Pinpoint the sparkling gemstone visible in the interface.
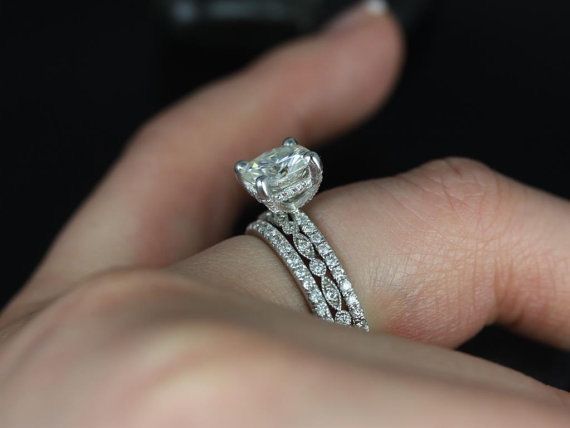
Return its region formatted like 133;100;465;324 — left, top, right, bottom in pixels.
293;234;315;259
321;277;342;310
281;221;299;235
355;319;370;331
238;143;322;212
331;265;345;278
242;145;308;186
315;303;331;319
308;289;322;304
309;259;327;277
272;212;288;225
308;231;324;244
317;242;332;256
301;221;317;234
335;310;352;326
351;305;364;318
339;279;352;292
288;256;302;270
346;293;358;307
323;252;339;267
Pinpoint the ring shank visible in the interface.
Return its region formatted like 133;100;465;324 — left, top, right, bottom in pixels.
247;210;369;331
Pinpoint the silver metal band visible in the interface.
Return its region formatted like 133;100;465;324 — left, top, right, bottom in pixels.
246;219;334;322
248;210;369;331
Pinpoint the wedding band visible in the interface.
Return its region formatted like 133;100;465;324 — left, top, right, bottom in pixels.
246;218;334;323
235;138;369;331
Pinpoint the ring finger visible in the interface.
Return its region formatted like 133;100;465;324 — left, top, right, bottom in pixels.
174;157;570;349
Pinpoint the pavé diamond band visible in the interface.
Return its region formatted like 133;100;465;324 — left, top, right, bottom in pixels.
235;138;369;331
246;219;334;323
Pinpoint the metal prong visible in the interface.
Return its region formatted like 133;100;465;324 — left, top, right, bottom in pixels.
234;160;248;175
255;176;270;200
304;151;322;173
282;137;298;147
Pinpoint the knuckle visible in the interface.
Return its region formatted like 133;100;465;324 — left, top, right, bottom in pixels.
371;158;514;343
418;157;495;183
130;324;313;427
400;157;509;239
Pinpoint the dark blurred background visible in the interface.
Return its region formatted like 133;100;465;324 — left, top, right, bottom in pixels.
1;0;568;389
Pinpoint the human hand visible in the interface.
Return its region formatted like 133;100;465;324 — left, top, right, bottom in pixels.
1;2;569;427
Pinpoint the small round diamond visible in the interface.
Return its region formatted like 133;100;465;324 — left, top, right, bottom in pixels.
281;221;299;235
346;293;358;307
308;231;324;244
323;252;339;267
301;221;317;234
335;310;352;326
339;279;352;292
273;212;289;226
317;242;332;255
308;289;322;304
315;303;332;320
331;265;345;279
355;319;369;331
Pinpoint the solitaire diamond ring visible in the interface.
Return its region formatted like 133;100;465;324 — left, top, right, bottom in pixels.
235;138;369;331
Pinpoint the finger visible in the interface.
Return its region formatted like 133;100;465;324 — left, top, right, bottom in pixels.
175;158;570;349
21;2;403;302
3;269;567;426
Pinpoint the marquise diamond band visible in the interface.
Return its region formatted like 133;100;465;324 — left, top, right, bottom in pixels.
246;219;335;323
236;138;369;331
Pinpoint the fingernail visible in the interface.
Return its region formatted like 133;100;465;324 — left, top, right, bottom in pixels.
327;0;389;33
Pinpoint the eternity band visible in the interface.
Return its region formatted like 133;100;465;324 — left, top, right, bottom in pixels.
235;138;369;331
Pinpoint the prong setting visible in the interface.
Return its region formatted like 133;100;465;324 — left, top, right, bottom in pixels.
282;137;298;147
234;160;248;176
255;176;270;201
235;139;321;212
305;151;323;181
305;152;322;171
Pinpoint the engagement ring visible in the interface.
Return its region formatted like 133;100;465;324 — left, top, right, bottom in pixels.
235;138;369;331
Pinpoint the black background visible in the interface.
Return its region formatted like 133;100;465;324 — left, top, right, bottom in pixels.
1;0;569;389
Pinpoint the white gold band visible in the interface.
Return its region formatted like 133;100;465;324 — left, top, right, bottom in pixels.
247;210;369;331
246;219;334;322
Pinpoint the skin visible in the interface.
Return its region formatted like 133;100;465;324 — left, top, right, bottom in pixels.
1;5;569;427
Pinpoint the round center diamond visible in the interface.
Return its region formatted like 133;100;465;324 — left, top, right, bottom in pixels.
236;140;323;212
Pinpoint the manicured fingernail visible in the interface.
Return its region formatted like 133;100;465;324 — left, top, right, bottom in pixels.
327;0;389;33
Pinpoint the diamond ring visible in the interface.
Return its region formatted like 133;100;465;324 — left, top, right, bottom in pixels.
235;138;369;331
